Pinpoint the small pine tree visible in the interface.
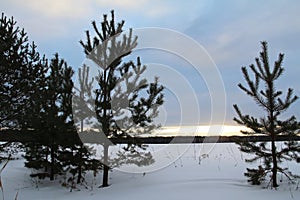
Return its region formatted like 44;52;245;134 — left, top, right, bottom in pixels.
24;54;77;181
233;41;300;188
58;143;102;188
80;10;164;187
71;64;102;184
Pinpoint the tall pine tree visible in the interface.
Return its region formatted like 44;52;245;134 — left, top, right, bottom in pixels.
0;12;48;162
1;12;98;186
233;41;300;188
0;12;46;129
79;10;164;187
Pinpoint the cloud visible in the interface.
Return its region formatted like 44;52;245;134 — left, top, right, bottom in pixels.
95;0;148;10
1;0;184;41
3;0;300;124
185;1;300;67
95;0;178;18
1;0;96;40
7;0;92;19
182;1;300;123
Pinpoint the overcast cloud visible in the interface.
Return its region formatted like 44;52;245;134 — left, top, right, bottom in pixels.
2;0;300;125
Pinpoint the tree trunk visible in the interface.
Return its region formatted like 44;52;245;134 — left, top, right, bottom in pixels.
45;146;49;172
102;143;109;187
77;146;83;184
77;163;82;184
77;120;84;184
271;139;278;187
50;145;55;181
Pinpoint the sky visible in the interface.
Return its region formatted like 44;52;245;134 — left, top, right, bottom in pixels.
2;0;300;127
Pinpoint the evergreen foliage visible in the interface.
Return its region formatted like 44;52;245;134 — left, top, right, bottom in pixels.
233;41;300;188
0;12;48;162
0;12;47;129
79;10;164;187
0;12;102;186
24;54;76;180
72;64;102;185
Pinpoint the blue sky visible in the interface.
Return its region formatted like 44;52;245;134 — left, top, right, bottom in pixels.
2;0;300;126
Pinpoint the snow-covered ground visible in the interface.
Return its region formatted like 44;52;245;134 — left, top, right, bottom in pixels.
1;143;299;200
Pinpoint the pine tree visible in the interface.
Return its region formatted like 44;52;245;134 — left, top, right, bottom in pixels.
71;64;102;185
0;12;98;185
80;10;164;187
58;144;102;189
0;12;45;129
24;54;77;181
233;41;300;188
0;12;48;163
46;54;75;181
